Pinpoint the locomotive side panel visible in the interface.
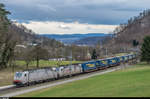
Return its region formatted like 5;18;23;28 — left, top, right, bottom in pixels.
57;66;72;77
71;64;83;75
45;68;56;80
28;69;55;83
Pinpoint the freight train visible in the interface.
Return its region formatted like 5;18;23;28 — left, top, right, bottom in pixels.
13;54;137;86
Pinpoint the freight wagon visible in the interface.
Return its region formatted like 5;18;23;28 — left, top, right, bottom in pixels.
107;57;119;67
95;59;108;69
81;61;97;72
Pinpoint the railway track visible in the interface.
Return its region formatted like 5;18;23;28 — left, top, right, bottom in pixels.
0;63;131;97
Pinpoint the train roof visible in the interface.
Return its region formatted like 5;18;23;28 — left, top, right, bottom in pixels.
98;58;108;61
22;67;57;72
105;56;117;60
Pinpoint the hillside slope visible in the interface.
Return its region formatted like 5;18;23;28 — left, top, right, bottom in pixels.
105;9;150;54
11;22;64;47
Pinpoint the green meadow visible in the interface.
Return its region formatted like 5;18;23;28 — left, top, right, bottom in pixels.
17;62;150;97
15;60;82;68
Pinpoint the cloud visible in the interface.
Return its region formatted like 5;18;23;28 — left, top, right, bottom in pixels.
20;21;117;34
58;24;71;30
2;0;150;35
2;0;150;25
37;4;56;12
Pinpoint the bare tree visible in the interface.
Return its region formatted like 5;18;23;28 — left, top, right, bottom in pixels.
31;44;49;68
22;47;34;69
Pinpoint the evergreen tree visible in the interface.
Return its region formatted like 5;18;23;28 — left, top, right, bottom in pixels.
0;3;12;68
91;49;97;60
132;40;139;47
141;36;150;63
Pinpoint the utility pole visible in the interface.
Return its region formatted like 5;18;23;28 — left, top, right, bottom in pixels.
105;48;108;57
70;50;72;66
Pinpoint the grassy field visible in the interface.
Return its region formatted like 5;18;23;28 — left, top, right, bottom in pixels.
17;62;150;97
115;53;130;56
0;60;82;87
15;60;82;68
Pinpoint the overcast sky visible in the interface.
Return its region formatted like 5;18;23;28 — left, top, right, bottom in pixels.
1;0;150;34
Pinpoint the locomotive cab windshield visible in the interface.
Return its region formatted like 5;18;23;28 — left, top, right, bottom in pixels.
15;72;23;78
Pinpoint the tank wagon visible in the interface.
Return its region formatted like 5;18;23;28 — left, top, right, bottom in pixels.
13;53;137;86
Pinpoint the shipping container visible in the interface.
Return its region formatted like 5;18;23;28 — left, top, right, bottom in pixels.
81;61;97;72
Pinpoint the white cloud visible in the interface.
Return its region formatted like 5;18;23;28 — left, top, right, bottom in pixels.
58;24;71;30
21;21;117;34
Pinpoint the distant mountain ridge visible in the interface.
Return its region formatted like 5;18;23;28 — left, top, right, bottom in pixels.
40;33;113;45
73;36;111;46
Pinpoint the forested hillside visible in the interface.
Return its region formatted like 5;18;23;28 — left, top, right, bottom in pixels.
104;9;150;54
